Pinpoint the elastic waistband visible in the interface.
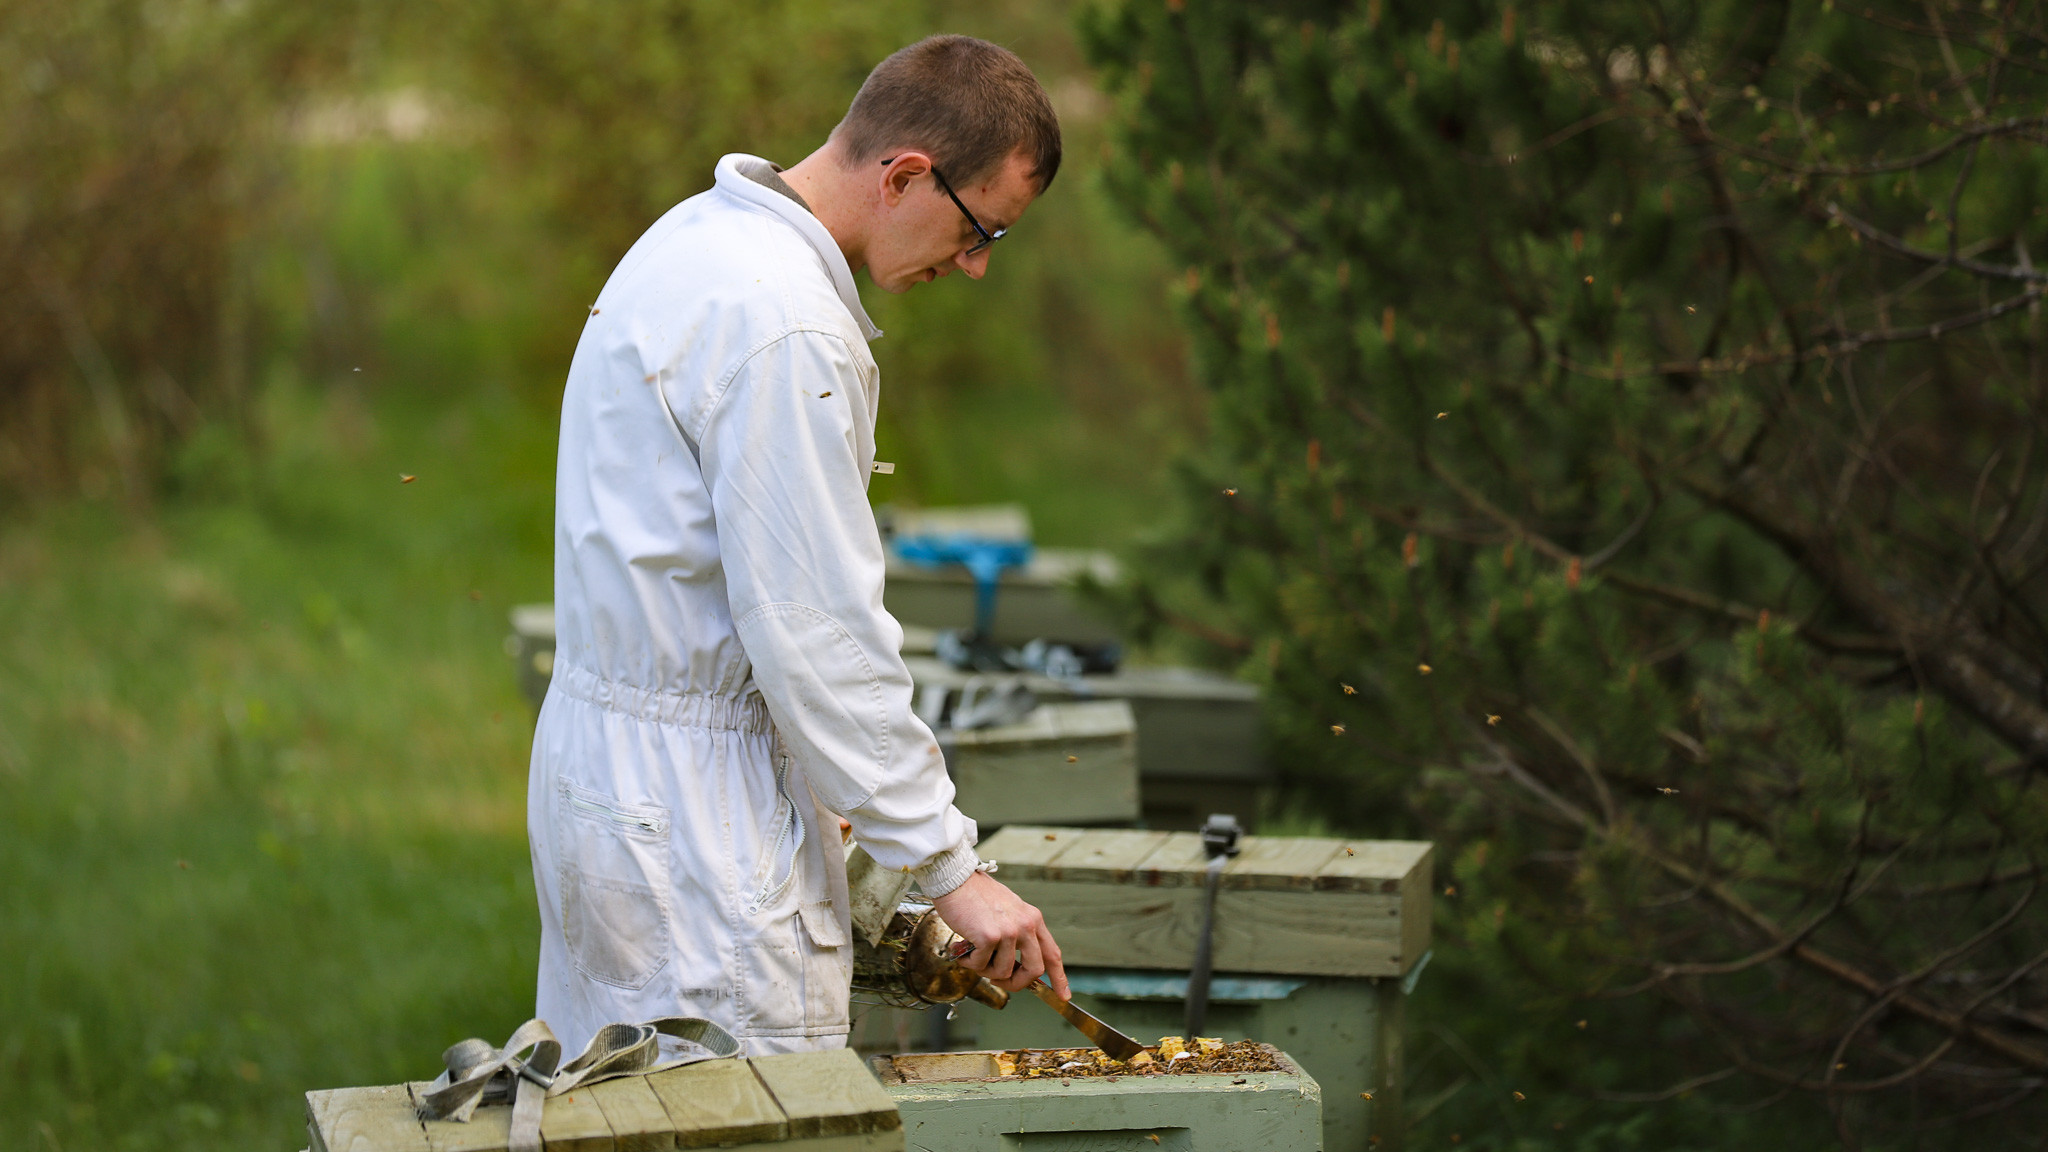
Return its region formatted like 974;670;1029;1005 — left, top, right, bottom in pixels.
551;662;774;733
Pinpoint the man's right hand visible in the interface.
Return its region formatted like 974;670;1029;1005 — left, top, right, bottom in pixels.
929;869;1070;999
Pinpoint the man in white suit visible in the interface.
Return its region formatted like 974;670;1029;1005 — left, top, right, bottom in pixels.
530;34;1070;1055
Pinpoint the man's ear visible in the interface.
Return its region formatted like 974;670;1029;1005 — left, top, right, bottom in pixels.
878;152;932;208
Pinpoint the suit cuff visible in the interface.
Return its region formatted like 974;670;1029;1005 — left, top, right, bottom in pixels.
913;840;981;898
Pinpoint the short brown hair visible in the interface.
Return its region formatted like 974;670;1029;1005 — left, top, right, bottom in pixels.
833;35;1062;193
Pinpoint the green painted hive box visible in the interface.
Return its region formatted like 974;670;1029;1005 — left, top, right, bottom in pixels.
872;1046;1322;1152
943;700;1138;829
305;1047;903;1151
964;826;1435;1152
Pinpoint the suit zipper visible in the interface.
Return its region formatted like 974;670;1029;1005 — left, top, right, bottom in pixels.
566;792;664;834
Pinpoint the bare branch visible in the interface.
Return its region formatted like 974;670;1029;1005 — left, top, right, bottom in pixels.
1555;283;2046;381
1823;202;2044;282
1703;479;2048;758
1593;1065;1743;1103
1697;114;2048;178
1599;569;1904;655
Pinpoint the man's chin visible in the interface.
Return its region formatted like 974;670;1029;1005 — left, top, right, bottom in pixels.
867;269;920;295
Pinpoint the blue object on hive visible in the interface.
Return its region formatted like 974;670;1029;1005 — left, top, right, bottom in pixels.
892;534;1033;638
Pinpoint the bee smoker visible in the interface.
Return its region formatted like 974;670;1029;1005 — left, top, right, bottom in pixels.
850;900;1012;1011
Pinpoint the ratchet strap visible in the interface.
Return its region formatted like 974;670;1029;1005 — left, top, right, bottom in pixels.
1182;813;1242;1040
415;1016;740;1152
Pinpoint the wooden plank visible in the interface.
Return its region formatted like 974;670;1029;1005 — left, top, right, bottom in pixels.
1214;890;1408;975
1001;878;1187;968
541;1088;616;1152
1131;832;1208;887
978;826;1082;876
1222;837;1344;891
1314;840;1432;892
586;1076;676;1152
1005;879;1407;978
308;1084;431;1152
1400;843;1435;979
1040;828;1171;883
645;1058;787;1149
406;1082;514;1152
417;1103;514;1152
749;1049;902;1140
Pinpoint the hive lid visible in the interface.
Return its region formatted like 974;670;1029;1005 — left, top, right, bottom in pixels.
942;699;1135;748
983;826;1431;894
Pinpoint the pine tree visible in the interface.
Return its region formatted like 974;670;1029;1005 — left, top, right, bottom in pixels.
1084;1;2048;1143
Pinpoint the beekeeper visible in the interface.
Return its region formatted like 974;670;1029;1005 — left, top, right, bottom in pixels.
528;35;1070;1056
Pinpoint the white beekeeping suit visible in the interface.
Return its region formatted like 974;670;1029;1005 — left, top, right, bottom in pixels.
528;153;980;1057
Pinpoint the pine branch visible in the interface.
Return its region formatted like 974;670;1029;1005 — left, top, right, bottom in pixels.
1473;741;2048;1074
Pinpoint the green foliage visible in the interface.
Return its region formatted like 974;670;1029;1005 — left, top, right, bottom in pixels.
1086;0;2048;1145
0;0;358;499
2;0;1200;544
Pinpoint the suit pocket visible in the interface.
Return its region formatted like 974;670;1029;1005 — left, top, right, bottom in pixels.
797;899;847;949
557;781;672;990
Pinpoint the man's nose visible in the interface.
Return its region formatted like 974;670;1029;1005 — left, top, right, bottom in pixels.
956;247;990;280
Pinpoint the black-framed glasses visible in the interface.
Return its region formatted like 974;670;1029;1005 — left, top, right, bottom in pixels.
881;157;1006;255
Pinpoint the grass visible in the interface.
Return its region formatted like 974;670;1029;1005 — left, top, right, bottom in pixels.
0;380;556;1150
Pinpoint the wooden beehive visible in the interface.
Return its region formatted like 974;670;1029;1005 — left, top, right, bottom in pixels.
903;659;1269;831
304;1047;903;1151
880;504;1121;647
942;700;1138;828
978;825;1433;978
873;1046;1321;1152
966;827;1433;1151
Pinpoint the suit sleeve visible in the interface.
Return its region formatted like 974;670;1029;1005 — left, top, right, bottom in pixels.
695;329;980;896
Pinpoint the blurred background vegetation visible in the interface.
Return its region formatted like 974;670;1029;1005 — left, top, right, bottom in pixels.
0;1;1197;1148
